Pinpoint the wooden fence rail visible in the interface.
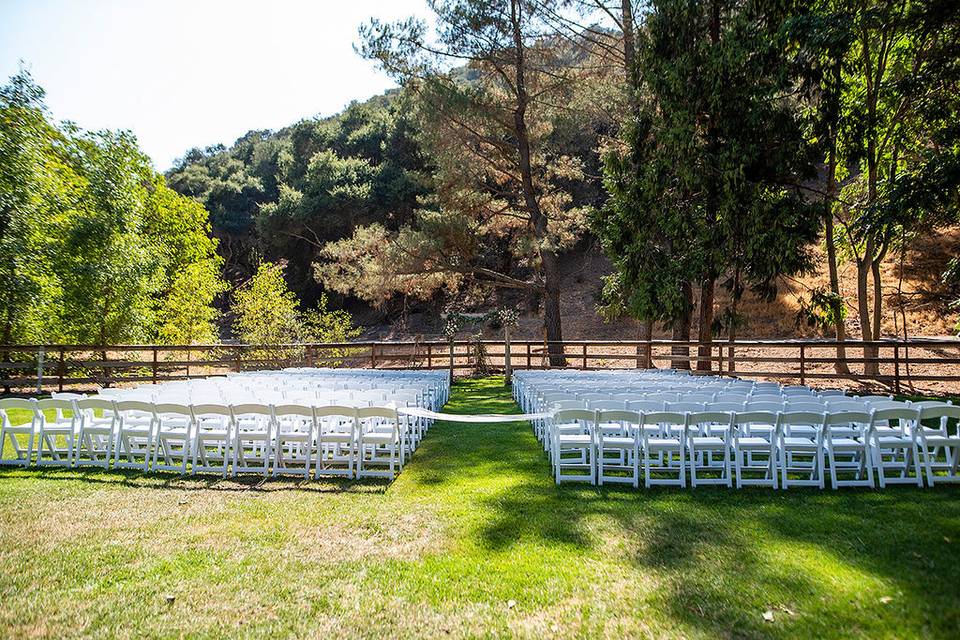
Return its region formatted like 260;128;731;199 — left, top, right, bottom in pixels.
1;338;958;395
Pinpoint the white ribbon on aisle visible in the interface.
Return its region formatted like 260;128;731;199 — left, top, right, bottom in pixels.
396;406;552;423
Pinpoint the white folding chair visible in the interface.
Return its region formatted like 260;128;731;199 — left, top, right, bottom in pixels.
917;405;960;486
313;406;357;478
777;411;826;489
113;400;156;471
596;409;640;487
73;397;118;468
34;398;80;467
731;411;779;488
869;407;923;488
824;411;874;489
640;411;687;488
686;411;732;488
0;398;40;466
151;403;193;474
230;404;273;476
356;407;400;479
190;404;232;477
272;404;315;478
551;409;595;484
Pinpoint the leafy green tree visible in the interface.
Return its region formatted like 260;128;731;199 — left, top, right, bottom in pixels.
318;0;593;365
231;261;303;345
1;71;227;347
594;0;820;369
0;69;64;344
231;261;358;346
833;0;959;372
157;260;227;344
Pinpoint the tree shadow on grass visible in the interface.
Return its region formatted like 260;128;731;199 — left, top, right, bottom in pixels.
0;466;390;495
472;479;960;637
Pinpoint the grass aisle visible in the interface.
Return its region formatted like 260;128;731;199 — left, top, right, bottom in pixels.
0;376;959;638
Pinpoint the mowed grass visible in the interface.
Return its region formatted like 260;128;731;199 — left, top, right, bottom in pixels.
0;377;958;639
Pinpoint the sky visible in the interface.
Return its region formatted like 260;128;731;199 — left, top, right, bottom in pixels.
0;0;432;170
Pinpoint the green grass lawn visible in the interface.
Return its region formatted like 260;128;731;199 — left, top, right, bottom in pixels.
1;376;959;638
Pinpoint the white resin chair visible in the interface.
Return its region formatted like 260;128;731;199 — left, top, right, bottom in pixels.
34;398;80;467
113;400;156;471
731;411;779;488
551;409;595;484
777;411;825;489
917;405;960;485
230;404;273;476
869;407;923;488
595;409;640;487
73;397;118;468
0;398;40;466
824;411;874;488
686;411;733;488
151;404;193;474
272;404;315;478
190;404;232;477
640;411;687;488
356;407;400;479
313;406;357;478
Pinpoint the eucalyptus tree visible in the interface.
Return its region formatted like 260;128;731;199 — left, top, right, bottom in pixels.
827;0;960;373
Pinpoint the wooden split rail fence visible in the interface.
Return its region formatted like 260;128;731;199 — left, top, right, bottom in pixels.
1;338;958;395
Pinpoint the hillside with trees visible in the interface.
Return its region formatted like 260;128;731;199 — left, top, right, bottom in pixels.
6;1;952;352
161;0;959;360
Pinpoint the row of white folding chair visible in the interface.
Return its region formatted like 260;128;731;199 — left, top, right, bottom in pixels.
549;405;960;489
0;398;408;480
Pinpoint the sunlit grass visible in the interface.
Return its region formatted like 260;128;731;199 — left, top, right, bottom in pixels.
1;376;958;638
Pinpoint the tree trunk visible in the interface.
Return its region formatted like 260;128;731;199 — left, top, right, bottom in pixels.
870;252;885;379
696;277;715;372
510;0;564;366
636;318;653;369
857;249;879;376
541;253;565;367
672;281;693;370
621;1;639;104
825;138;850;374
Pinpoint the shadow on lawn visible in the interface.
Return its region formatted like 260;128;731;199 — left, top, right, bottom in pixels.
0;466;390;494
473;472;960;636
425;377;960;638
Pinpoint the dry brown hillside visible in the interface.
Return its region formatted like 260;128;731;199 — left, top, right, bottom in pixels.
373;227;960;341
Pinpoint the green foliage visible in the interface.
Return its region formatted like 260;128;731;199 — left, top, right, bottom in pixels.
0;69;225;346
231;261;358;346
167;93;431;298
231;262;303;345
157;260;227;345
594;0;821;327
797;286;848;330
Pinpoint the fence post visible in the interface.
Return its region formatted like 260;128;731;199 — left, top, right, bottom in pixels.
526;342;532;370
152;347;158;384
58;348;65;392
582;344;588;370
893;344;901;395
370;343;378;369
503;326;512;384
36;347;44;393
427;343;433;369
799;344;806;386
728;341;735;373
448;340;455;383
234;346;242;373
